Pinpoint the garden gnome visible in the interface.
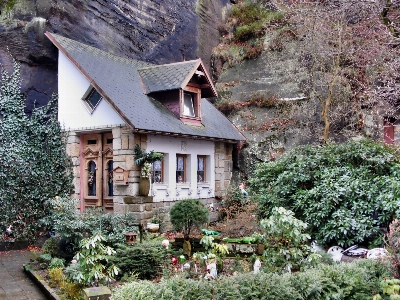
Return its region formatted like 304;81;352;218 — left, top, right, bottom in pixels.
253;258;261;274
239;183;248;197
183;235;191;258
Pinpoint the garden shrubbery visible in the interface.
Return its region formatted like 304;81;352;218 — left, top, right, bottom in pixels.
109;242;166;280
250;139;400;247
0;59;73;241
112;259;392;300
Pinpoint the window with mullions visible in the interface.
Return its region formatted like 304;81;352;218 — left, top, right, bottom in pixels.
87;160;96;196
197;156;206;182
176;155;186;183
82;86;102;114
152;160;163;184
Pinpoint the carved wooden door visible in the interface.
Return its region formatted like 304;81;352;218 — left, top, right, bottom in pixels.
82;133;114;212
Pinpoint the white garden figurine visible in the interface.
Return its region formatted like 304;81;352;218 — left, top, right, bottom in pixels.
253;258;261;274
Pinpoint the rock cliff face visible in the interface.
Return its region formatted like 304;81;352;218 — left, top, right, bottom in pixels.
0;0;232;113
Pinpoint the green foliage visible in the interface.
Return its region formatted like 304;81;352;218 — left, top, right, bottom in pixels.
112;259;392;300
133;144;164;166
66;233;119;286
49;257;65;270
385;219;400;278
0;59;73;241
259;207;312;272
250;139;400;247
377;278;400;299
231;0;285;42
109;242;165;280
0;0;17;14
170;199;209;236
40;197;137;259
41;237;60;257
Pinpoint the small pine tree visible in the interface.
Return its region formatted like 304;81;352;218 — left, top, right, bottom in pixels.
170;199;209;237
0;58;73;241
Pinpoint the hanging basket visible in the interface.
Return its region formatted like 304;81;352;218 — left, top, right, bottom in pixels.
139;177;150;196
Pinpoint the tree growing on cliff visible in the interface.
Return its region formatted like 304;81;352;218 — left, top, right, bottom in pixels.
283;0;400;143
0;58;73;241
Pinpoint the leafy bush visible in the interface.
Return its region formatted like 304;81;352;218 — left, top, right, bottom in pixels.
250;139;400;247
41;237;60;257
170;199;209;236
112;259;392;300
66;233;119;286
385;219;400;278
259;207;314;272
49;258;65;270
0;59;73;241
40;197;138;259
109;242;165;280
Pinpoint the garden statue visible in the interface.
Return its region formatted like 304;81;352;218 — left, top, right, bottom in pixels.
162;239;170;249
202;229;220;236
183;235;192;258
253;258;261;274
204;256;217;280
239;183;248;197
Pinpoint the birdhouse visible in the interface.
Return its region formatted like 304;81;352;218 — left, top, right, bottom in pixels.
112;166;129;185
124;232;138;244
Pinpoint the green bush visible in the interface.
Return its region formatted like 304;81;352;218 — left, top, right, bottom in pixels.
0;59;73;241
250;139;400;247
41;237;60;257
49;258;65;270
109;242;165;280
112;259;392;300
259;207;315;272
40;197;138;259
170;199;209;236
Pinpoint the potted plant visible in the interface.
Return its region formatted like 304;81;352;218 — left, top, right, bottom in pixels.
134;144;163;196
147;217;160;232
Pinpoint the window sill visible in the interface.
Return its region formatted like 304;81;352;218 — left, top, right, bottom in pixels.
177;183;191;188
197;182;211;187
152;183;168;189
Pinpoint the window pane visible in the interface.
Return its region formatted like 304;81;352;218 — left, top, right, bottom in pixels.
176;156;185;183
88;161;96;196
197;157;205;182
87;90;102;109
152;160;162;183
183;93;195;117
108;160;113;196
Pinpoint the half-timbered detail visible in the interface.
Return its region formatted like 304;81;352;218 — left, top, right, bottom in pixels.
46;32;245;223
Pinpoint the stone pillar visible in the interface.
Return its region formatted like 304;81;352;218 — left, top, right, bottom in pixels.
214;142;233;198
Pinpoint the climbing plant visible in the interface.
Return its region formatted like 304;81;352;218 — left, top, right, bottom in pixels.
0;58;73;241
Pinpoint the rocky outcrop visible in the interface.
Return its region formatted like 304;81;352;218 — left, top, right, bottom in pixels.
0;0;232;113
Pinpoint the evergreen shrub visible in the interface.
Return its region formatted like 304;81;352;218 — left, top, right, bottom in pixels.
41;237;60;257
250;139;400;247
109;241;165;280
0;59;73;241
170;199;209;236
112;259;392;300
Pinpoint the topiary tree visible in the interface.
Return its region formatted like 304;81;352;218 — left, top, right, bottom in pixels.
250;138;400;248
0;58;73;241
169;199;209;237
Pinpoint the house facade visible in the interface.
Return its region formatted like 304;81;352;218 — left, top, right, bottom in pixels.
46;32;245;221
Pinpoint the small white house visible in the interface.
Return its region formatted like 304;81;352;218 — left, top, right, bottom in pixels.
46;32;245;220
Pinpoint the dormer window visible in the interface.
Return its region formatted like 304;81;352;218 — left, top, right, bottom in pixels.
183;92;195;117
82;86;102;114
180;87;201;124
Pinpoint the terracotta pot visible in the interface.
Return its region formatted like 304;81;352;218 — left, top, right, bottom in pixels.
147;223;159;232
139;177;150;196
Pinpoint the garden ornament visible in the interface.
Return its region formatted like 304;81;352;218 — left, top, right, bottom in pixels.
171;256;178;265
310;240;324;253
201;229;220;236
178;255;186;263
342;245;368;257
162;239;170;249
5;225;12;237
183;236;191;257
239;183;248;197
327;246;344;262
366;248;388;259
204;258;217;280
253;258;261;274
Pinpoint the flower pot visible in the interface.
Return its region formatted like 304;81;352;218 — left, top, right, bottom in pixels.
147;223;159;233
139;177;150;196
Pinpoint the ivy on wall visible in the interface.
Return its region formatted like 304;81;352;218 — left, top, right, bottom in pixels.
0;58;73;241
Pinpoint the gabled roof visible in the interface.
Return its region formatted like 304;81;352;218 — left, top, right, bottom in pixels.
45;32;245;142
138;60;217;98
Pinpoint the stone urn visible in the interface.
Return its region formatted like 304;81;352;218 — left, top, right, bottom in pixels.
139;177;150;196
